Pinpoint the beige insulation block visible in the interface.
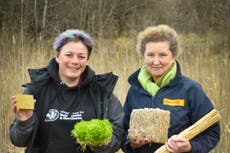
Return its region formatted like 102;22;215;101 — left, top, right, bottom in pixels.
128;108;170;143
16;94;34;110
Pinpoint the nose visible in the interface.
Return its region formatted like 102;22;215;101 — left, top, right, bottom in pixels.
71;55;80;64
152;57;161;65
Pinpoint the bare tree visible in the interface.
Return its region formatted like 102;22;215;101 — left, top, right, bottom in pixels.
20;0;24;80
42;0;47;30
34;0;38;37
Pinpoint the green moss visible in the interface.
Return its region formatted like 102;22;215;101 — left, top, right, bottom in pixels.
71;119;113;152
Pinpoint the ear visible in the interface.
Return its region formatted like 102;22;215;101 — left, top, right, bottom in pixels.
173;56;177;63
55;52;60;63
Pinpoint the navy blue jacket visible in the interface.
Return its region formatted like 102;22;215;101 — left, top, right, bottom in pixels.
122;62;220;153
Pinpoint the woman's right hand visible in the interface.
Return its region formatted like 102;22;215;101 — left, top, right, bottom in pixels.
11;96;35;121
129;133;150;149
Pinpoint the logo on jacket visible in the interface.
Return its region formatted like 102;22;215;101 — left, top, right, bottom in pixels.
163;98;185;106
45;109;59;122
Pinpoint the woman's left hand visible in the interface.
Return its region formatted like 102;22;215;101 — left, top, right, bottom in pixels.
166;135;191;153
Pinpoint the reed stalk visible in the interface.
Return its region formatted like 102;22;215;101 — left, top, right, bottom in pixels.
155;109;221;153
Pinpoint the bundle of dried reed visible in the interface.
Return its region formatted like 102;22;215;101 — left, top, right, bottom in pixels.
155;109;221;153
129;108;170;144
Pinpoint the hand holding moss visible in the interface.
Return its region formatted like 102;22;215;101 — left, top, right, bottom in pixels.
71;119;113;152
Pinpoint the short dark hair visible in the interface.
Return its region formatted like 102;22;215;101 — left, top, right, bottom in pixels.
53;29;93;57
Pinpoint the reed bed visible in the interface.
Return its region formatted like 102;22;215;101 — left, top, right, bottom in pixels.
0;33;229;153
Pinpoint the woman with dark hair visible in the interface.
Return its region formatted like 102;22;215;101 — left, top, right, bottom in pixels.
122;25;220;153
10;29;124;153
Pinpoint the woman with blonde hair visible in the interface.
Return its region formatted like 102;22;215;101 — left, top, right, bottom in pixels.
122;25;220;153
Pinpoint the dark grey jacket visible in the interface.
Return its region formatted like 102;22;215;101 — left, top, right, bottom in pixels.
10;58;125;153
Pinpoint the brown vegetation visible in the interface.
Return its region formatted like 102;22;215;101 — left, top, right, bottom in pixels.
0;32;229;153
0;0;229;152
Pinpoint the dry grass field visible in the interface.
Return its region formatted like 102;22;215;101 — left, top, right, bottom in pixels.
0;33;229;153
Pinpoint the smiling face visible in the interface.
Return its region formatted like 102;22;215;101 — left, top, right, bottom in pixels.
144;41;176;81
55;41;88;86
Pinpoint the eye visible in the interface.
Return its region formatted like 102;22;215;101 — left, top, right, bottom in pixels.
159;53;168;58
65;53;72;57
146;52;155;57
79;55;87;59
62;52;73;58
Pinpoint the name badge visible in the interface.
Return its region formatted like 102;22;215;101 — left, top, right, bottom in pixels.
163;98;185;106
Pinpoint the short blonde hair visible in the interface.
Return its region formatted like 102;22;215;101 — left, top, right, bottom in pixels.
137;25;178;56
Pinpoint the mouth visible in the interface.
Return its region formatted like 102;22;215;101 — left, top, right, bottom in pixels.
152;66;162;70
68;66;80;71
